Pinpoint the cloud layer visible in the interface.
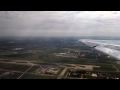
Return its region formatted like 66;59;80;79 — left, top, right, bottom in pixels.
0;11;120;37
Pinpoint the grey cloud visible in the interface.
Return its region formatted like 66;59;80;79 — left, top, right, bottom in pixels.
0;11;120;37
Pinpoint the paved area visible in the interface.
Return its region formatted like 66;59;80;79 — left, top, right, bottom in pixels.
57;68;68;79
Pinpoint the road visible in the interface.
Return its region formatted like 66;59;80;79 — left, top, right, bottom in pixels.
57;68;68;79
112;64;119;72
81;74;83;79
64;71;68;79
17;65;34;79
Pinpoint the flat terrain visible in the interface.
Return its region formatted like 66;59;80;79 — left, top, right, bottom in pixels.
0;37;120;79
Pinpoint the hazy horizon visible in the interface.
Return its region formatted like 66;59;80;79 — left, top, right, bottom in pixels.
0;11;120;37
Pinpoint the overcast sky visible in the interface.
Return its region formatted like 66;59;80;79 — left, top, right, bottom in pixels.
0;11;120;37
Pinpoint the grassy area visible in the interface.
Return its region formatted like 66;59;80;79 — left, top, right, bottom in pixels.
93;65;116;72
1;72;22;79
0;70;6;74
0;60;13;62
27;66;39;73
105;72;120;78
0;46;117;65
113;64;120;71
21;74;57;79
0;63;30;72
0;47;100;64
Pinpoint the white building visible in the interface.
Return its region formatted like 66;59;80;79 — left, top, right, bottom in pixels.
92;73;97;77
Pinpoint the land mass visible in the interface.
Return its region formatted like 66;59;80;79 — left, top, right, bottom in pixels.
0;37;120;79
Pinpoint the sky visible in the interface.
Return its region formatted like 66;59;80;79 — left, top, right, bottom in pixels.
0;11;120;37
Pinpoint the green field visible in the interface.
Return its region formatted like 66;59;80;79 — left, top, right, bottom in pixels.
0;45;118;65
27;66;39;73
113;64;120;71
21;74;57;79
1;72;22;79
0;63;30;72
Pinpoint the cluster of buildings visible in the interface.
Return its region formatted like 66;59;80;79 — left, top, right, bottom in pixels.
34;66;60;75
67;69;119;79
56;53;78;58
56;50;95;59
68;69;80;77
83;71;119;79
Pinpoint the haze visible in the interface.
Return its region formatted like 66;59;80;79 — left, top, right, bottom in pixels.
0;11;120;37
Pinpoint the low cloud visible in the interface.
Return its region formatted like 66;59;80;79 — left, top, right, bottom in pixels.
0;11;120;37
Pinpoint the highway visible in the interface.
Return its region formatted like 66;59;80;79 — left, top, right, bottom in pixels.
17;65;34;79
112;64;119;72
57;67;68;79
81;74;83;79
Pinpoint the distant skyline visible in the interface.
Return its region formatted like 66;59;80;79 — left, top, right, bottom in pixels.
0;11;120;37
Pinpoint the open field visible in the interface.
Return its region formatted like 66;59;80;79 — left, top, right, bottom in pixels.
21;74;57;79
93;65;116;72
0;63;30;72
113;64;120;71
1;72;22;79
